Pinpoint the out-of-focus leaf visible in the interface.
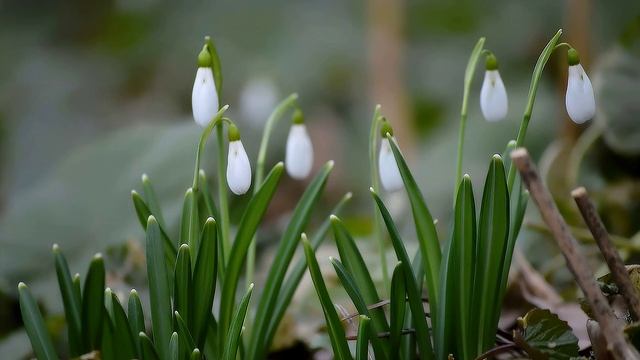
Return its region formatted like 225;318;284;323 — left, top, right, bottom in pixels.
514;308;579;359
221;284;253;360
52;244;83;356
356;315;371;360
389;262;406;356
18;282;59;360
140;332;161;360
169;332;179;360
107;290;136;359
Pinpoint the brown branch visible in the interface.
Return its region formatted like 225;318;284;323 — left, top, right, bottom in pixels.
572;186;640;321
340;297;431;322
474;343;519;360
345;328;415;341
511;148;639;360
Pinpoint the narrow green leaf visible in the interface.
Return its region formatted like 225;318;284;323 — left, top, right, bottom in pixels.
330;258;388;360
387;137;441;324
389;262;406;356
81;253;105;351
141;173;166;228
139;332;161;360
401;249;424;359
331;215;390;342
128;289;145;357
473;155;509;354
371;189;434;360
169;332;179;360
248;161;334;360
146;216;172;359
132;190;177;265
219;163;284;345
18;282;59;360
197;170;226;285
174;311;196;354
174;244;192;330
101;310;116;360
72;273;81;307
180;188;199;252
191;218;217;348
191;348;202;360
263;192;352;350
106;290;136;359
356;315;371;360
452;175;476;359
52;244;83;356
435;232;456;360
302;237;351;360
222;284;254;360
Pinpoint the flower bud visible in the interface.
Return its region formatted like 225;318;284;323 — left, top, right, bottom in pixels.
226;125;251;195
285;110;314;179
480;55;508;122
378;121;403;192
192;45;219;127
565;49;595;124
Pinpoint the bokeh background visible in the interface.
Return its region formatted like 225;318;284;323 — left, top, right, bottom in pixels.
1;0;639;357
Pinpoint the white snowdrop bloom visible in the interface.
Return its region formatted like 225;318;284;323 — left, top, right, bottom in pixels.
480;70;508;122
192;47;219;127
379;137;403;192
226;126;252;195
565;50;595;124
285;110;314;179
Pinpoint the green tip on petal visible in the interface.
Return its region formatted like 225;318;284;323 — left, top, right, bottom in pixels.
567;48;580;66
292;109;304;124
228;123;241;141
197;45;212;67
485;53;498;70
379;117;394;138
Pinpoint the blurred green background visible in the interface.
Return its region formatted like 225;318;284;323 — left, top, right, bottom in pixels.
1;0;639;357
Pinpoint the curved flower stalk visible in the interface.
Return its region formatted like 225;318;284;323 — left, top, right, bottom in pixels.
285;109;314;179
480;54;508;122
226;124;252;195
192;46;219;127
565;48;595;124
378;119;403;192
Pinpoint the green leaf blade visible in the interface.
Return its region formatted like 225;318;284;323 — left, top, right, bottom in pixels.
52;244;83;356
146;216;172;359
18;282;59;360
356;315;371;360
81;253;106;351
389;262;406;356
191;217;218;348
221;284;254;360
174;244;192;331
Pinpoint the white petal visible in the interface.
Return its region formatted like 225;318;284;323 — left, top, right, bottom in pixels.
192;67;219;127
226;141;252;195
378;138;403;192
285;124;314;179
565;64;595;124
480;70;508;122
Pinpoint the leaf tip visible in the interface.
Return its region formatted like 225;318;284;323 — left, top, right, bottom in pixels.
329;214;340;223
130;289;138;296
205;217;216;225
179;244;190;251
141;173;149;183
52;243;60;252
147;215;158;226
18;282;27;290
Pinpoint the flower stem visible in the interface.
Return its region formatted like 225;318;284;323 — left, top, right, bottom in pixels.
216;124;231;263
455;37;485;194
368;105;389;291
192;106;230;191
246;93;299;288
506;29;563;192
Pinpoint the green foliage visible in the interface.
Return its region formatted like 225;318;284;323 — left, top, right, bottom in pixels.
513;309;579;359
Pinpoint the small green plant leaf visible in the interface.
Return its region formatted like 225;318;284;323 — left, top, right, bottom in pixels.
52;244;83;356
371;189;435;360
107;291;137;359
330;257;388;360
221;284;254;360
514;308;579;359
146;216;172;359
18;282;59;360
387;137;441;324
356;315;371;360
139;332;161;360
81;253;105;351
263;192;352;352
174;244;192;330
389;262;406;356
473;155;509;354
218;163;284;346
302;236;351;360
180;188;199;253
174;311;196;354
128;289;146;357
141;174;167;229
247;161;333;360
191;348;202;360
191;218;217;348
132;190;177;265
169;332;179;360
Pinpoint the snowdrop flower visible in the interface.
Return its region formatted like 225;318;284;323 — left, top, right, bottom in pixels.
285;109;314;179
192;46;219;127
480;54;508;122
226;124;252;195
565;48;595;124
378;120;403;192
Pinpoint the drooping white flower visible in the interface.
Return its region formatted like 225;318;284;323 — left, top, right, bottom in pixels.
480;69;508;122
285;110;314;179
565;50;595;124
192;46;219;127
226;125;252;195
378;135;403;192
